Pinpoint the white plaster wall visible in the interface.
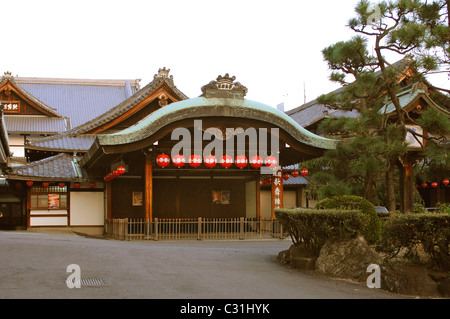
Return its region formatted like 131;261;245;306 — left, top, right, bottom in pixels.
30;216;68;226
70;192;104;226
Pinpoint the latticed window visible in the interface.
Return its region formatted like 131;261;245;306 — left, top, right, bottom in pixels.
30;185;68;209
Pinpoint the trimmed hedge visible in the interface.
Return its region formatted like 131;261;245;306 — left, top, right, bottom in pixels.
315;195;381;244
275;208;371;255
380;212;450;271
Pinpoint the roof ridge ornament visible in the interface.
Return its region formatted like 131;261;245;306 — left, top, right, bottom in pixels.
154;67;172;80
201;73;248;99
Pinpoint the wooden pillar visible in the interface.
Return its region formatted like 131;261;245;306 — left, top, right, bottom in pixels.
256;174;261;219
399;154;414;213
106;182;112;220
145;156;153;221
271;168;283;219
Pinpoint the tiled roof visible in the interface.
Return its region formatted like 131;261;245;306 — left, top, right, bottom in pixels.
14;77;141;128
26;135;96;152
26;70;188;152
96;96;338;150
4;115;68;134
6;153;83;181
0;111;10;163
379;82;450;116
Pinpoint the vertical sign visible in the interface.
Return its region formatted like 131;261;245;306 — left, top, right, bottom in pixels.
271;168;283;219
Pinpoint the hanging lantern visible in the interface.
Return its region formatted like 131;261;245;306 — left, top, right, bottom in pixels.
264;156;277;168
113;168;120;176
42;182;49;188
283;173;290;180
188;154;202;168
443;178;449;186
172;154;185;168
116;166;126;175
220;155;233;168
291;170;299;178
264;177;272;185
58;182;66;188
26;181;33;187
204;155;217;168
89;182;96;188
431;182;438;188
422;182;428;188
250;155;263;168
301;168;308;176
74;182;81;188
259;180;263;186
156;154;170;168
235;155;247;169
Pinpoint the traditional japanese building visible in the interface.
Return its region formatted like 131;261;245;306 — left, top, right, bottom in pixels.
1;69;337;232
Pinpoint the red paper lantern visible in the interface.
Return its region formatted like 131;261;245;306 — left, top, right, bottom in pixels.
301;168;308;176
220;155;233;168
235;155;247;169
116;166;126;175
250;155;263;168
443;178;449;186
431;182;438;188
291;170;299;178
26;181;33;187
74;182;81;188
264;177;272;185
172;154;185;168
422;182;428;188
188;154;202;168
42;182;49;188
264;156;277;168
58;182;66;188
89;182;96;188
204;155;217;168
283;173;290;180
156;154;170;168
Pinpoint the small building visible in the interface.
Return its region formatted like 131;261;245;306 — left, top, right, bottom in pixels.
3;69;337;232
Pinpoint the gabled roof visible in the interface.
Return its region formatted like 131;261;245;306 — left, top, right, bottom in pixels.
0;108;10;164
6;153;83;181
0;73;64;118
379;81;450;117
14;76;141;129
25;68;188;152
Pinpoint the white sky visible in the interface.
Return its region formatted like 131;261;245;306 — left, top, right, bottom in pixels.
2;0;448;111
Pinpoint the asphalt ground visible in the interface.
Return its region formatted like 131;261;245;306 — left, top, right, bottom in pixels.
0;230;410;301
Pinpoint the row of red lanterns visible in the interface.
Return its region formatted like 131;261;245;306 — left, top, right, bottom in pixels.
417;178;449;188
25;181;96;188
260;169;308;185
156;154;279;169
103;166;126;182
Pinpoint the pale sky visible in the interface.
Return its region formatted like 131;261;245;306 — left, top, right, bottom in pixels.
1;0;447;111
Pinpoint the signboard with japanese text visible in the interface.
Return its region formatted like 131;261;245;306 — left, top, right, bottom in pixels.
271;168;283;219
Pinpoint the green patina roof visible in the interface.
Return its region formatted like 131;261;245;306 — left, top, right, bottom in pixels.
97;96;339;151
379;82;450;116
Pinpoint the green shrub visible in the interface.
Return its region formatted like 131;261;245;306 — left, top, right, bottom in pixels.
380;213;450;271
275;208;371;255
315;195;381;244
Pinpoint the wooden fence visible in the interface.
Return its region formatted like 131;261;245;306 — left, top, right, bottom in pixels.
104;217;284;241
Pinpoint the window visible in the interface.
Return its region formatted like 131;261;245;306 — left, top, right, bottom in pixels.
30;186;68;210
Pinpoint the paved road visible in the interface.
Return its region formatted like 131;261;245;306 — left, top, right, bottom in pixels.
0;230;406;299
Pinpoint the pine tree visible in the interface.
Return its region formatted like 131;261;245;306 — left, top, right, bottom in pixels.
313;0;450;213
